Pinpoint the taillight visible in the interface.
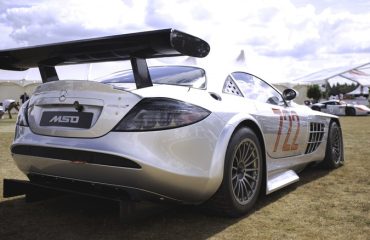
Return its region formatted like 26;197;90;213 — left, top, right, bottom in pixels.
113;98;211;131
16;100;29;127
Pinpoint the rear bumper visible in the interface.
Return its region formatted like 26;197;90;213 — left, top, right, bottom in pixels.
11;114;227;204
3;174;177;203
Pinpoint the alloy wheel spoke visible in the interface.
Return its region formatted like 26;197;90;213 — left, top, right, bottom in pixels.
233;179;238;192
240;143;246;164
245;173;256;182
235;182;239;197
236;146;242;165
232;174;238;181
243;147;255;165
245;157;256;168
242;143;251;164
240;180;248;200
245;167;258;172
242;178;253;192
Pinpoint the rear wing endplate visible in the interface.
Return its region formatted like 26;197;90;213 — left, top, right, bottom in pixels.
0;29;210;88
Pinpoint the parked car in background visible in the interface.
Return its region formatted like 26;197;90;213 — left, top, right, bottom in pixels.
311;100;370;116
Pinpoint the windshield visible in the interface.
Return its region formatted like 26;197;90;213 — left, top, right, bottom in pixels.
98;66;206;89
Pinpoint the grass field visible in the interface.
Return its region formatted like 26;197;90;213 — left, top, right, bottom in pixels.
0;116;369;240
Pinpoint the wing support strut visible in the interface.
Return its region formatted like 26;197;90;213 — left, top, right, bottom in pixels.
38;65;59;83
130;57;153;89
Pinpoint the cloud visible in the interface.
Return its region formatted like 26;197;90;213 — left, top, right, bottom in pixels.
1;0;370;82
237;2;370;61
1;0;150;46
145;0;186;29
316;9;370;55
259;39;319;58
0;23;18;49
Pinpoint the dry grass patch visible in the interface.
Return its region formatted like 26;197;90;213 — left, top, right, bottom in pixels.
0;116;369;240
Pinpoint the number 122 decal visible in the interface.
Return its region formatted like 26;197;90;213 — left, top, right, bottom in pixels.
272;109;300;152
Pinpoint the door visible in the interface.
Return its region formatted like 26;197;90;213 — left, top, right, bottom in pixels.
229;72;309;159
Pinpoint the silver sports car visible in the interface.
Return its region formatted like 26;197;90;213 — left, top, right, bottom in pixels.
311;99;370;116
1;29;344;217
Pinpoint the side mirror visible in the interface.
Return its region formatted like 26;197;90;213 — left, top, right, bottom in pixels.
283;88;297;101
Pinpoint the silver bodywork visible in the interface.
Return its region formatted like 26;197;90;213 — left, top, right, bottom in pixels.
12;68;338;204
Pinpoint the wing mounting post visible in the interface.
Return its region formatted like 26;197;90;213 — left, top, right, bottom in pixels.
38;64;59;83
130;57;153;89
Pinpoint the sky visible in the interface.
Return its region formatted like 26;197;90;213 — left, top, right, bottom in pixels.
1;0;370;83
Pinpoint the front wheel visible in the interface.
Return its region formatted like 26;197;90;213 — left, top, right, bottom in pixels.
206;127;263;217
345;107;356;116
321;121;344;169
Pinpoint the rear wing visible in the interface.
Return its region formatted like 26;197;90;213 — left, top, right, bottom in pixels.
0;29;210;88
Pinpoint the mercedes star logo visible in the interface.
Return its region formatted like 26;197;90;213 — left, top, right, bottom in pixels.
59;90;67;102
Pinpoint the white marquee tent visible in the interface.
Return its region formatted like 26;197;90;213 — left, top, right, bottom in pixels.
292;62;370;87
289;62;370;105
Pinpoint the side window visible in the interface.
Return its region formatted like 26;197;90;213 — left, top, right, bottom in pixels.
231;72;285;106
222;76;244;97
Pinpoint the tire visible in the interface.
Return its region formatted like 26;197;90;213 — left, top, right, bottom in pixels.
206;127;263;217
321;121;344;169
345;107;356;116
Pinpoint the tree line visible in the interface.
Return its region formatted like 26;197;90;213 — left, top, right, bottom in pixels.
306;83;359;102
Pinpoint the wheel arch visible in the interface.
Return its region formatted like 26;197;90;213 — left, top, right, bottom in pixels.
206;114;267;200
235;120;267;195
345;106;356;116
320;116;344;168
204;117;267;215
331;117;341;127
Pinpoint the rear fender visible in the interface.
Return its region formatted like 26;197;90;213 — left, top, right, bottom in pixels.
206;113;266;196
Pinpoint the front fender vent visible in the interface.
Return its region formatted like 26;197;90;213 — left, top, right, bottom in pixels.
305;122;325;154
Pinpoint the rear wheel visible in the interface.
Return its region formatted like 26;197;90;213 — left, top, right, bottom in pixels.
321;121;344;169
345;107;356;116
206;127;263;217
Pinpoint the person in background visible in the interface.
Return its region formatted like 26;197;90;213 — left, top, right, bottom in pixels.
2;99;19;119
0;103;4;119
20;92;29;104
